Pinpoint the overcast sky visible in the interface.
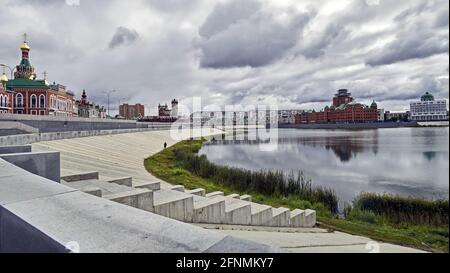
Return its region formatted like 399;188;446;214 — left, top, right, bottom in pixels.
0;0;448;115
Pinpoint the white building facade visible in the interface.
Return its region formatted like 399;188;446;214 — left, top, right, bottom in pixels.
410;92;448;121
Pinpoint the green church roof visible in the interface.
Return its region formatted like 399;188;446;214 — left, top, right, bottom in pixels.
6;77;47;88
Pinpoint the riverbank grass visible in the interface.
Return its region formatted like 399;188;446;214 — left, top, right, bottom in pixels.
144;139;449;253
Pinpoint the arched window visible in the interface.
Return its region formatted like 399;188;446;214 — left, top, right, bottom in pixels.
39;94;46;108
31;94;37;108
16;93;23;108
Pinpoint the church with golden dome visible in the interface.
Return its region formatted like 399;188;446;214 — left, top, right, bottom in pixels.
3;34;76;116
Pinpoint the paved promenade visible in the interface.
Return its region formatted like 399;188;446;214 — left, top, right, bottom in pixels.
33;128;221;189
32;129;425;253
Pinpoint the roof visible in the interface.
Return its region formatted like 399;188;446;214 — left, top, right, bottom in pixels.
6;77;48;88
421;92;434;101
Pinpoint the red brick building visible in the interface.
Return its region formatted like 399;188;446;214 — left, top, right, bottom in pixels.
295;89;378;124
119;103;145;119
0;74;14;114
5;36;75;116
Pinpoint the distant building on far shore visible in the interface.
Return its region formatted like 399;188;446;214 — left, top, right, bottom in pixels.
119;103;145;120
410;92;448;121
385;111;410;122
295;89;378;124
76;89;106;119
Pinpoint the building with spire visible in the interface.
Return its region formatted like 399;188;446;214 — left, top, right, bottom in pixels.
76;89;107;119
5;34;75;116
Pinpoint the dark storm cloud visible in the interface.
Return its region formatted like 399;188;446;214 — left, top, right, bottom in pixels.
197;0;314;68
366;30;448;66
109;27;140;49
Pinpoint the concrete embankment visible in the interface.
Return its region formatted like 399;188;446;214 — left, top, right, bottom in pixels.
0;155;276;253
278;121;418;130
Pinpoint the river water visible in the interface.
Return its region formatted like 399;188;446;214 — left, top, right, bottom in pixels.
199;128;449;202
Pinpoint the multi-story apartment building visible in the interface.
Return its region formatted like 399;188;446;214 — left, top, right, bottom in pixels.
410;92;448;121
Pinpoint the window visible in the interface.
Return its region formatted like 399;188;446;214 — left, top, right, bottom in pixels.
31;94;37;108
16;93;23;108
0;95;4;107
39;95;46;108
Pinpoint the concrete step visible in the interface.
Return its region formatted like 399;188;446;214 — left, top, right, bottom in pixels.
290;209;305;227
61;172;99;182
135;181;161;191
171;185;185;192
105;188;154;212
106;177;132;187
210;196;251;225
240;195;252;202
62;179;154;212
248;202;273;226
152;189;194;222
186;188;206;197
192;195;225;224
226;194;240;199
304;209;317;228
269;207;290;227
205;191;224;198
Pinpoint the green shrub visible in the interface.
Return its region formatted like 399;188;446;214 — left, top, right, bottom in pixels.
173;142;339;214
353;192;449;226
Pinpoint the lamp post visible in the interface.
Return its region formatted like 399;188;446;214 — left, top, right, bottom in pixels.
0;64;15;79
101;90;116;118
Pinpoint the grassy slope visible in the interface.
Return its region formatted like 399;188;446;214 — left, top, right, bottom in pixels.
144;140;449;253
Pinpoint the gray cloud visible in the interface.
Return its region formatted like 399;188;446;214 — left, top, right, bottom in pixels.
366;29;448;66
109;27;139;49
197;0;314;68
0;0;447;114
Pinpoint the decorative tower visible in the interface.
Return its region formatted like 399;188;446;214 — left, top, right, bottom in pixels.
81;89;88;105
14;33;36;80
171;99;179;118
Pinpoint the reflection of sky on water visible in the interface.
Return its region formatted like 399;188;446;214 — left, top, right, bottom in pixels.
199;128;449;202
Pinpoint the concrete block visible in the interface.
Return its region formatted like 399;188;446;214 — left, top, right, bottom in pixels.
193;195;226;224
186;188;206;197
290;209;305;227
304;209;317;227
0;151;60;182
249;203;273;226
211;196;251;225
0;172;76;206
240;195;252;202
2;190;275;253
61;172;99;182
81;186;102;197
135;181;161;191
0;145;32;154
106;189;154;213
153;189;194;222
106;177;132;187
269;207;290;227
171;185;185;192
227;194;240;199
205;191;224;198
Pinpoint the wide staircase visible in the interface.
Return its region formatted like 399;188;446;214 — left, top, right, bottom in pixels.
61;172;317;228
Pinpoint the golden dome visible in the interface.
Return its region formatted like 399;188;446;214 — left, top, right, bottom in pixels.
0;73;8;82
20;42;30;50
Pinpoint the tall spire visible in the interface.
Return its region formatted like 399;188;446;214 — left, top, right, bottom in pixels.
15;33;36;79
